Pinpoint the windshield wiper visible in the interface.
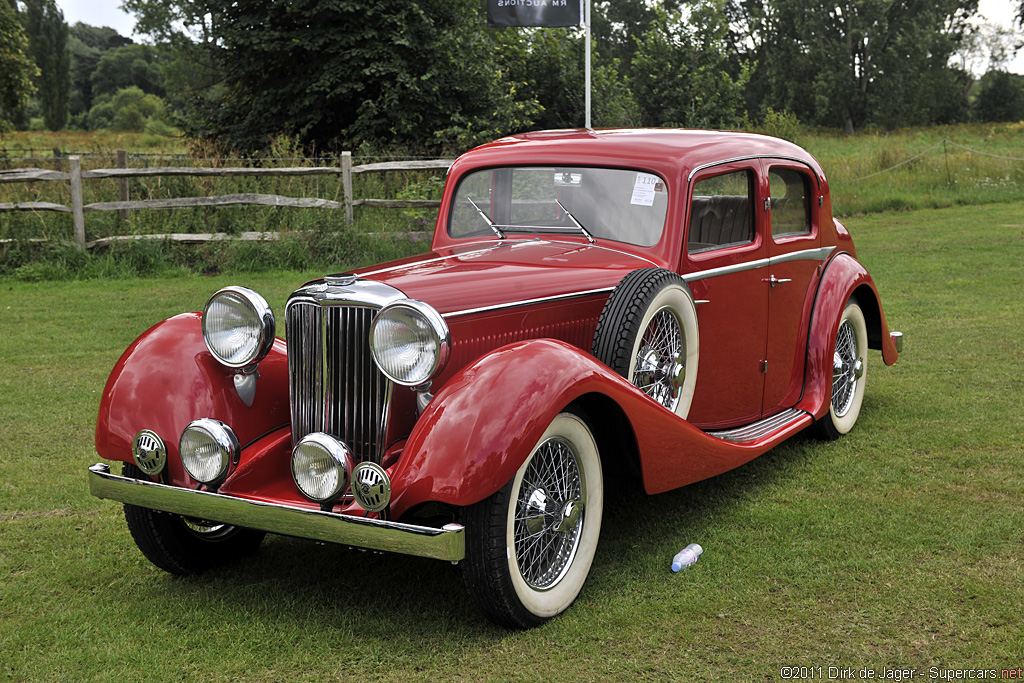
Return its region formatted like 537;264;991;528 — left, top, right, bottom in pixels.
555;199;595;243
466;198;504;239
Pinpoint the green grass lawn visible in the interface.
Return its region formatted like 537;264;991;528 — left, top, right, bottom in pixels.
1;201;1022;681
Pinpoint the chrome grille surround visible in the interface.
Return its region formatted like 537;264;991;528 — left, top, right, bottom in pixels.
286;278;407;464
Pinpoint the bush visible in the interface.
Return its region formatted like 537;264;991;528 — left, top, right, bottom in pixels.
86;86;171;131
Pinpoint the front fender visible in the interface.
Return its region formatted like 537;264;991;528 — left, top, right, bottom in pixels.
95;313;291;486
800;253;900;420
388;338;801;516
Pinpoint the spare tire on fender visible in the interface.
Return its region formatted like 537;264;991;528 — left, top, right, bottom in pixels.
591;267;699;418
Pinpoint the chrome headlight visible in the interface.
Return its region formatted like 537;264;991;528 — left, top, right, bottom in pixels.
291;433;354;504
202;286;275;369
369;300;450;387
179;418;239;486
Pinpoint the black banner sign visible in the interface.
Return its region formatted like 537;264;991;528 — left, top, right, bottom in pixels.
486;0;582;28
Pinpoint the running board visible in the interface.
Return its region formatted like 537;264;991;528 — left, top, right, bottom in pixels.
705;408;811;443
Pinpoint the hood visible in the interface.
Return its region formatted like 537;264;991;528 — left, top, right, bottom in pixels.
355;239;655;316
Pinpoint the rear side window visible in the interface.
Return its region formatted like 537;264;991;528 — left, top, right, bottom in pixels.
769;168;811;237
687;170;755;254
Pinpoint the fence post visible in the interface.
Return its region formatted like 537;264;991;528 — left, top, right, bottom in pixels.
117;150;130;229
342;151;353;225
69;155;86;249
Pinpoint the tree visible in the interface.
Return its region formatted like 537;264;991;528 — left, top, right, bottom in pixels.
630;0;750;129
122;0;543;153
21;0;71;130
68;23;134;117
974;70;1024;122
91;44;165;99
0;0;38;129
86;85;169;130
733;0;979;133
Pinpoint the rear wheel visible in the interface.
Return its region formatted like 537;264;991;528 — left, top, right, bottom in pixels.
122;463;265;575
813;299;868;440
461;411;603;628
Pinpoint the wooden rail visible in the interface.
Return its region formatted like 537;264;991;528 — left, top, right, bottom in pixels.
0;152;452;249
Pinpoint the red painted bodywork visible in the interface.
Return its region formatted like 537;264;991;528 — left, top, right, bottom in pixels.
95;129;900;526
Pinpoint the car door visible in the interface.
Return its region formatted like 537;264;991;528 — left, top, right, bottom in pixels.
760;161;822;414
681;163;769;429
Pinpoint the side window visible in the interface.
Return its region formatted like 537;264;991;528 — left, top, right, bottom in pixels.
687;170;755;254
768;168;811;237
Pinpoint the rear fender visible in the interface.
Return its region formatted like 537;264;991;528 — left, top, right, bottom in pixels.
388;339;801;517
799;253;900;420
95;313;291;486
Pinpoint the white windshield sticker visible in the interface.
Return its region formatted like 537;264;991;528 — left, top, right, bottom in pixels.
630;173;659;206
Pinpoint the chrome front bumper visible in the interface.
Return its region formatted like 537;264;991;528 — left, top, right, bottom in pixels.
88;463;465;562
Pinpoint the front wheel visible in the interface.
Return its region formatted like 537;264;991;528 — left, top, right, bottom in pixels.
813;298;868;440
461;411;604;628
122;463;265;575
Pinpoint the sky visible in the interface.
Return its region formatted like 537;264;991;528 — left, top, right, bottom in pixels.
54;0;1024;75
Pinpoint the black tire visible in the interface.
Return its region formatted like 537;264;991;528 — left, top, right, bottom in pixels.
461;411;603;629
812;298;868;440
122;463;265;575
592;267;699;418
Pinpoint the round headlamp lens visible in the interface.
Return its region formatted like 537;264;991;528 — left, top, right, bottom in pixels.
179;419;238;485
202;287;275;368
291;433;354;503
370;301;449;386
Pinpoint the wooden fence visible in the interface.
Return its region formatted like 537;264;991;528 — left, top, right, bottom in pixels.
0;151;452;249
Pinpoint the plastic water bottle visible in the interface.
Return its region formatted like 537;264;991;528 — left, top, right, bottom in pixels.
671;543;703;572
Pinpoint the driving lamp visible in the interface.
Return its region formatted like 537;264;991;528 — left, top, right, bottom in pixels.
291;433;354;504
369;300;450;387
179;418;239;486
202;286;275;369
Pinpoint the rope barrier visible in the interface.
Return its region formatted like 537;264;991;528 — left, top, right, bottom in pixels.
847;137;1024;183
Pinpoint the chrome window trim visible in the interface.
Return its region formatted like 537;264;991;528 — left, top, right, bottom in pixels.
687;155;821;189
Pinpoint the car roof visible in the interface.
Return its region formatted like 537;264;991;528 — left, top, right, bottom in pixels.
452;128;825;184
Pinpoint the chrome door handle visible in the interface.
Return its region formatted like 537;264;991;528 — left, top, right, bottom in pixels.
763;275;792;288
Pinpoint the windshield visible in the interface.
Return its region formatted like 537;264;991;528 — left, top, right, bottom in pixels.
448;166;669;247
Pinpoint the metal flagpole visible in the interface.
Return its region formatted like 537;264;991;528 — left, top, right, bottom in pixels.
584;0;591;128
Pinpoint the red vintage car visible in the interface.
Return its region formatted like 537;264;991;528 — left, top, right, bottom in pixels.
89;129;902;628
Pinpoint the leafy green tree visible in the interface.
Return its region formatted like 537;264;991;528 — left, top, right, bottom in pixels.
86;85;169;130
974;70;1024;122
0;0;38;129
630;0;750;128
22;0;71;130
91;44;165;98
733;0;978;133
123;0;543;153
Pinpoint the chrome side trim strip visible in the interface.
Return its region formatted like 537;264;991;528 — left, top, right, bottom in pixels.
683;246;835;283
706;408;810;443
443;287;615;319
88;464;465;562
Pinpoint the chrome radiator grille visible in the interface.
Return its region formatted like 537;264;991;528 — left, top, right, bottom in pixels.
286;300;391;463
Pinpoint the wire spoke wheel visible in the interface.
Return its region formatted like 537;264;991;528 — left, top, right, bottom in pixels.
814;298;868;440
592;268;699;419
461;411;603;628
513;436;584;590
633;307;684;410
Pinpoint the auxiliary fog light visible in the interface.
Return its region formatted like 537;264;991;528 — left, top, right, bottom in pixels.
351;462;392;513
179;418;239;486
291;433;354;504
